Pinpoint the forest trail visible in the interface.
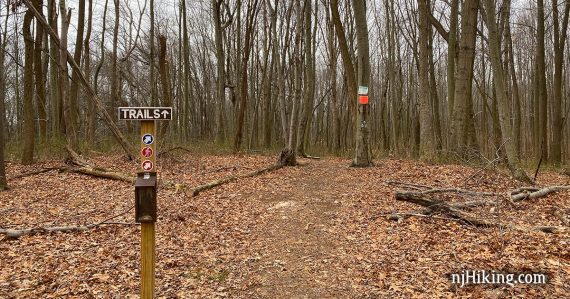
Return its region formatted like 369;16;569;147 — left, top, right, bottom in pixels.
1;154;569;298
243;160;354;298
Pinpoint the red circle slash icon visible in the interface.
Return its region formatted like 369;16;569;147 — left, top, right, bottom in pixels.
142;147;153;158
142;160;154;171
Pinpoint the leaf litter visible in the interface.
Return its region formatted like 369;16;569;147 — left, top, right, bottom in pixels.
0;153;569;298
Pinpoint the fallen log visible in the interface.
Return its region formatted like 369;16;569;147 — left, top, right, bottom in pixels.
158;146;192;157
385;180;433;191
0;208;134;239
301;154;321;160
511;185;570;202
9;167;60;180
191;163;283;196
61;165;135;183
395;191;567;234
63;146;135;183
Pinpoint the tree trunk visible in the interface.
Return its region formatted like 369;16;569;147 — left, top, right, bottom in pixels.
0;24;8;189
447;0;458;147
233;0;258;153
297;0;316;157
550;0;570;166
22;7;35;165
481;0;531;183
417;0;436;160
451;0;479;153
23;0;136;159
536;0;548;161
33;0;47;142
149;0;157;106
330;0;358;151
326;6;340;153
351;0;372;166
504;0;522;158
181;0;191;139
47;0;60;137
68;0;84;152
59;0;77;152
84;0;94;140
213;0;226;144
158;35;172;136
110;0;120;119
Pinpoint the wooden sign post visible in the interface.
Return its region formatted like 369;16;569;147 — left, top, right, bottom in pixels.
140;120;156;299
118;107;172;299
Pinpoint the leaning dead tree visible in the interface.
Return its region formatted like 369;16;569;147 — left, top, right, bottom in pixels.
21;0;136;160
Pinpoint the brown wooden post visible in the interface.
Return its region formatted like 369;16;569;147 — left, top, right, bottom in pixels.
118;106;171;299
140;120;156;299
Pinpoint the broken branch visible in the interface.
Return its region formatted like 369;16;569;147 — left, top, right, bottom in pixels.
191;163;283;196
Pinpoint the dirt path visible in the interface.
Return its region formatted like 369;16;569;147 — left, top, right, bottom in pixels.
240;160;357;298
1;155;568;298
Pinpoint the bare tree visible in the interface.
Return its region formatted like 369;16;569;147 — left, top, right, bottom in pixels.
233;0;259;153
451;0;479;153
417;0;435;159
21;4;35;164
0;15;9;190
481;0;531;182
536;0;548;161
550;0;570;165
352;0;372;166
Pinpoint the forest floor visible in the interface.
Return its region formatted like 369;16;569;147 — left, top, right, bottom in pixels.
0;152;569;298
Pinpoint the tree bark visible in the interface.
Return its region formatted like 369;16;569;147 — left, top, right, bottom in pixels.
481;0;531;183
352;0;372;166
417;0;436;160
68;0;85;152
22;6;35;165
447;0;458;147
110;0;120;118
451;0;479;153
550;0;570;166
233;0;259;153
158;35;172;136
0;24;8;190
84;0;94;140
213;0;227;143
297;0;316;157
149;0;157;106
47;0;61;137
33;0;47;142
536;0;548;161
59;0;77;152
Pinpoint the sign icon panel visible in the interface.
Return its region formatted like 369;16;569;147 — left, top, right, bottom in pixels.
142;160;154;171
142;147;153;158
142;134;154;145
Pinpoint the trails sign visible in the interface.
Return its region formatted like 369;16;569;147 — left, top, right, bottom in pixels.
118;107;173;120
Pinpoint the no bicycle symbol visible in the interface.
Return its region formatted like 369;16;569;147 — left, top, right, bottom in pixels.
142;160;154;171
142;134;154;145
